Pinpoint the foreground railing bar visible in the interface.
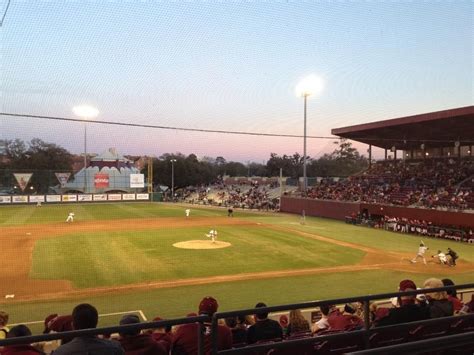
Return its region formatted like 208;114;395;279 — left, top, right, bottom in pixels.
0;315;209;347
346;331;474;355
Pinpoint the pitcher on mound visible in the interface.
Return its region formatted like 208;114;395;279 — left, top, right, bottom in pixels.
205;229;218;243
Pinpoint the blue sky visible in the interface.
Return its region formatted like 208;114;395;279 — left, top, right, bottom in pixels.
1;0;472;162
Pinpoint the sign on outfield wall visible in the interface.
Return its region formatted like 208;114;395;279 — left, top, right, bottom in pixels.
130;174;145;188
12;196;28;203
94;173;109;188
29;196;45;203
13;173;33;192
78;194;93;202
122;194;136;200
0;196;12;204
46;195;61;202
93;194;107;201
108;194;122;201
62;195;77;202
136;193;149;200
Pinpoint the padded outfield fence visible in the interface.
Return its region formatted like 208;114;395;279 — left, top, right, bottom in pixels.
1;284;473;355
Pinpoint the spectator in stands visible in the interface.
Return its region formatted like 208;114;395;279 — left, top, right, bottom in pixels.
53;303;124;355
172;296;232;354
327;303;363;331
460;295;474;314
423;278;454;318
247;302;283;344
441;278;464;313
374;279;428;327
117;314;167;355
1;324;44;355
286;309;310;336
311;305;332;334
0;311;9;339
278;315;289;337
224;317;247;346
145;316;172;353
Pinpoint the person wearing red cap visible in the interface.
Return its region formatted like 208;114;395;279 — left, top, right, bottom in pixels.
374;279;429;327
172;297;232;354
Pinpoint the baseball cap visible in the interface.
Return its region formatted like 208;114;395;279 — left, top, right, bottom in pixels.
399;279;417;292
48;315;73;332
199;297;218;315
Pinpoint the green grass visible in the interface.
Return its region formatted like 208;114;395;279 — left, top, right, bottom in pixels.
0;202;473;334
30;226;364;287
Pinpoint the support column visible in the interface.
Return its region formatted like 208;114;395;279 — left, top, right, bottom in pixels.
368;145;372;168
384;149;387;160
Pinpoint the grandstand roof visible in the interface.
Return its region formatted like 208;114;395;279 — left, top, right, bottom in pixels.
331;106;474;150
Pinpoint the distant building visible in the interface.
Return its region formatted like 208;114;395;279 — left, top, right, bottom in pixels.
54;148;143;193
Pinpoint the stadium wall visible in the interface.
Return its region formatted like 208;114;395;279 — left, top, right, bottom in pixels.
279;196;359;219
280;197;474;228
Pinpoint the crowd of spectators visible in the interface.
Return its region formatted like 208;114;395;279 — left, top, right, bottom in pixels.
346;213;474;244
306;158;474;211
1;278;473;355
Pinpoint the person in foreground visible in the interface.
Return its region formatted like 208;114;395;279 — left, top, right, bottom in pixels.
53;303;124;355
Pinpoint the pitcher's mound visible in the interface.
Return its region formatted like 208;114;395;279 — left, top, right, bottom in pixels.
173;240;232;249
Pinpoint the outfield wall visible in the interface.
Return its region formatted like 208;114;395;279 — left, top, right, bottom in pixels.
280;197;474;228
0;193;150;204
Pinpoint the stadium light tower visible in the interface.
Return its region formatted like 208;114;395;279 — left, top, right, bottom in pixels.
170;159;177;201
72;105;99;193
295;74;324;195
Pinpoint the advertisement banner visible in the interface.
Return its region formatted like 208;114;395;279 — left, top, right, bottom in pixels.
0;196;12;204
12;196;28;203
13;173;33;192
94;173;109;188
93;194;107;201
136;193;149;200
55;172;71;187
29;195;45;203
78;194;93;202
62;195;77;202
122;193;136;200
130;174;145;188
46;195;61;202
108;194;122;201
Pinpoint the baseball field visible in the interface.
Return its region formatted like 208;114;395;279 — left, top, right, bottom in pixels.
1;202;473;332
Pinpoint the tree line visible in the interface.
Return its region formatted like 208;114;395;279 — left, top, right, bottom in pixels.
0;138;368;192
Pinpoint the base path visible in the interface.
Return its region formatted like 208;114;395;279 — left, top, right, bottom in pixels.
0;216;472;302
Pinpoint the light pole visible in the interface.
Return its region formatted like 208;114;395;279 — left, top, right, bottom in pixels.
170;159;177;201
72;105;99;193
295;75;324;195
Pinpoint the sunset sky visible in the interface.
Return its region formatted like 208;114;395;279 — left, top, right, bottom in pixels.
1;0;472;162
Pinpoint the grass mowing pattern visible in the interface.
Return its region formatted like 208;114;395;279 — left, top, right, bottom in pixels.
30;225;364;288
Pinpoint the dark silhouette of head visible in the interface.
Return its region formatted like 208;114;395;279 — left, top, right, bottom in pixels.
72;303;98;330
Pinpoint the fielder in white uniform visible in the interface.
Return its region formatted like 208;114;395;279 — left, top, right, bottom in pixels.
66;212;75;223
411;242;428;264
205;229;218;243
185;209;191;217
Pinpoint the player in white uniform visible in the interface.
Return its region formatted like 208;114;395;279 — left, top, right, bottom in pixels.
185;209;191;217
432;250;447;265
411;242;428;264
66;212;75;223
205;229;218;243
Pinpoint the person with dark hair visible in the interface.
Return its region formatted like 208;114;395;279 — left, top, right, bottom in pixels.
441;278;464;313
327;303;363;331
53;303;124;355
311;305;333;334
224;317;247;345
246;302;282;344
446;248;458;266
117;314;167;355
2;324;44;355
172;296;232;354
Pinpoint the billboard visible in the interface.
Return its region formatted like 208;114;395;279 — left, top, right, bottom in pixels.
13;173;33;192
55;172;71;187
130;174;145;188
94;173;109;188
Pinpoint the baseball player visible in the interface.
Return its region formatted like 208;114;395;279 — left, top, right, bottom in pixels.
205;229;218;243
185;209;191;217
432;250;447;265
66;212;75;223
411;241;428;264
